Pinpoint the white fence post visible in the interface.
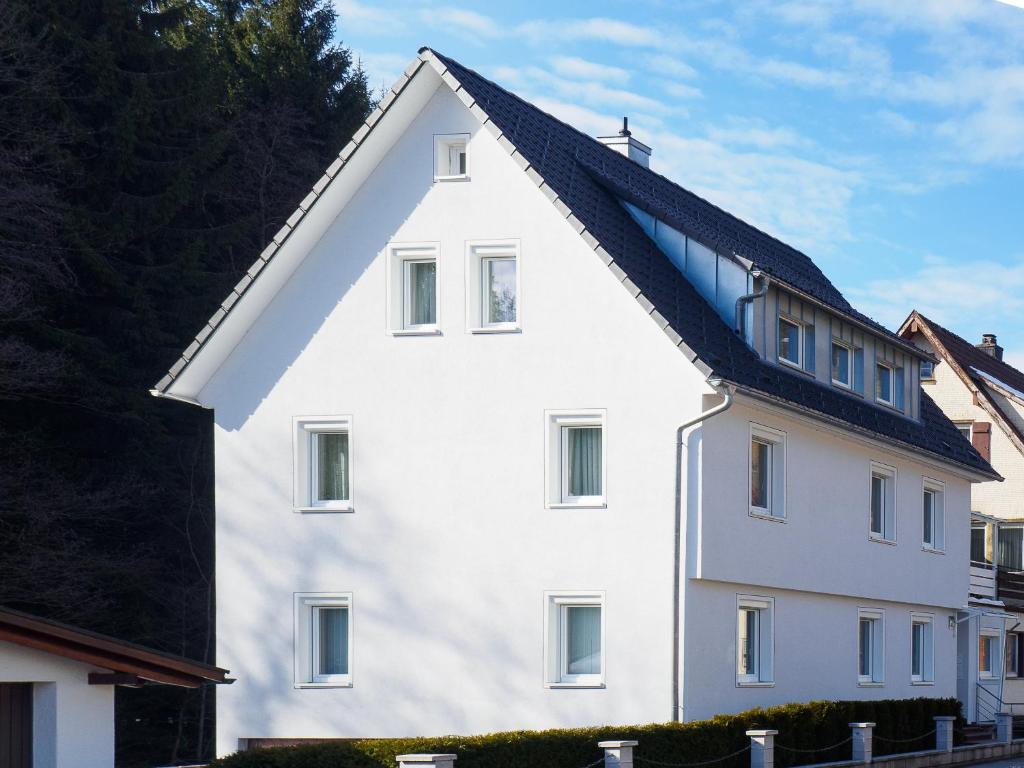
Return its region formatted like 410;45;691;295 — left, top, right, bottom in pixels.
396;755;457;768
934;716;955;753
599;740;638;768
996;712;1013;744
850;722;874;763
747;729;777;768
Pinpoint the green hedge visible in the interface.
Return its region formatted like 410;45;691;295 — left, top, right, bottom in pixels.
212;697;962;768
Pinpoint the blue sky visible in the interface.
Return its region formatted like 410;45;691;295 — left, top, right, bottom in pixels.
336;0;1024;368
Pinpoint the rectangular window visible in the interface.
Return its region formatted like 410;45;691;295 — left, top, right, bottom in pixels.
466;241;520;332
388;243;441;334
869;463;896;542
911;614;934;683
920;359;935;381
434;133;469;180
546;411;606;507
972;523;991;564
545;592;604;687
922;480;944;551
876;362;895;405
980;632;999;679
955;422;973;442
294;593;353;687
832;341;852;388
858;609;884;684
294;417;353;511
778;317;802;368
1000;526;1024;571
1007;633;1022;678
750;424;786;519
737;595;774;685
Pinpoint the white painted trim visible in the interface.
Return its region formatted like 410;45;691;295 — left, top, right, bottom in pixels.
293;416;353;512
542;590;606;688
433;132;470;181
386;242;441;334
910;611;935;683
544;410;607;508
294;592;354;688
736;594;775;686
465;239;521;333
857;607;886;685
868;461;897;543
748;423;786;520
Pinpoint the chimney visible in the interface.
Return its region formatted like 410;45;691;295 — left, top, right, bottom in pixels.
976;333;1004;360
598;117;652;168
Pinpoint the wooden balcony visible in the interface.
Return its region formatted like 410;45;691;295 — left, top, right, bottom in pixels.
971;562;997;600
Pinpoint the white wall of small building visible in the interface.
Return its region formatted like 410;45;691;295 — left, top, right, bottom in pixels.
0;640;115;768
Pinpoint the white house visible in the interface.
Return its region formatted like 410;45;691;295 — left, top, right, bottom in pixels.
151;49;999;755
900;313;1024;720
0;606;226;768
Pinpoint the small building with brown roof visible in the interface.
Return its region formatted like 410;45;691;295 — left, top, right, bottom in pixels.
0;606;227;768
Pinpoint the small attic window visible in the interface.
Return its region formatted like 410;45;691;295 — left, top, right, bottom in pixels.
434;133;469;180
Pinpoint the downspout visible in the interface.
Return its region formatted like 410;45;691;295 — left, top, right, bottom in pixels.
735;270;768;342
673;376;733;721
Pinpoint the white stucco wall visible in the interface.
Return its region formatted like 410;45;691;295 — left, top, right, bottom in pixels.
200;81;981;754
204;84;710;754
0;641;115;768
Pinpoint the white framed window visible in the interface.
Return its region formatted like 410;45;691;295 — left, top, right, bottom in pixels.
736;595;774;686
749;424;786;520
434;133;469;180
293;416;352;512
294;593;353;687
875;361;895;406
858;608;885;685
545;410;606;508
911;613;934;684
1007;632;1022;678
922;478;945;552
832;340;853;389
778;316;804;369
544;591;604;687
869;462;896;543
387;243;440;335
920;359;935;381
955;422;973;442
466;241;519;332
980;630;1000;679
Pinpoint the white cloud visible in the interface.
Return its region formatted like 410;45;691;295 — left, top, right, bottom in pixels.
333;0;405;32
705;122;809;150
550;56;630;84
423;7;502;39
517;17;664;47
876;109;917;136
641;54;699;80
662;81;703;99
506;66;673;115
354;51;409;91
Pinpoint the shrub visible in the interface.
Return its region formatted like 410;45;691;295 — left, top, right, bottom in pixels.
212;697;962;768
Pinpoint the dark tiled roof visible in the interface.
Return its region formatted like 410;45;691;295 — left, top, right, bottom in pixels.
921;314;1024;398
430;49;995;477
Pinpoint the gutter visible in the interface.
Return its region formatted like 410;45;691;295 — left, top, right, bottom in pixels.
673;377;733;722
149;388;207;409
735;270;768;341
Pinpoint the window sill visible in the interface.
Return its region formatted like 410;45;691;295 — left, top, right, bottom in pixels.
469;326;521;334
391;328;441;336
911;680;935;686
434;175;471;182
296;505;353;514
858;681;885;688
548;502;608;510
736;681;775;688
749;510;786;523
546;682;606;689
832;379;854;391
779;357;812;376
869;536;897;546
294;682;353;689
875;398;900;412
921;546;945;555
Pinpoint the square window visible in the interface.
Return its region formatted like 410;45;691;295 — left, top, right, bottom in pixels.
546;411;606;507
387;243;440;334
911;614;934;683
294;593;353;687
980;631;999;679
544;592;604;687
869;463;896;542
858;608;885;684
434;133;469;180
876;362;894;405
832;341;852;388
922;480;944;551
294;417;352;512
466;241;520;332
955;422;973;442
750;424;786;519
778;317;802;368
737;595;774;685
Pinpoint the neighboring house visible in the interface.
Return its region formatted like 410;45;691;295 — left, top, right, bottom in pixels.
151;49;998;755
900;312;1024;720
0;606;227;768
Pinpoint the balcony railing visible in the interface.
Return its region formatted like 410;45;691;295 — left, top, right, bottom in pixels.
971;561;997;600
998;567;1024;608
